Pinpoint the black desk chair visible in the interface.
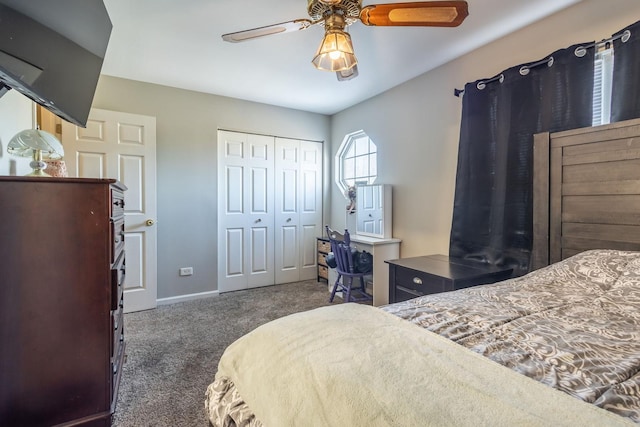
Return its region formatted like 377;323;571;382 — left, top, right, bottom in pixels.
325;226;372;303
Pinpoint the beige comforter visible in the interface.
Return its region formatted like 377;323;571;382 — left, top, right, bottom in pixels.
206;302;634;426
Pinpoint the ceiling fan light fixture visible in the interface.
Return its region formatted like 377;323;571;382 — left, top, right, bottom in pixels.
312;29;357;72
225;0;470;79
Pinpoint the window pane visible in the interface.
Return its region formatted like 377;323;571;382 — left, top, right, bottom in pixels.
369;140;377;153
343;156;355;180
355;137;369;156
355;155;368;179
369;153;377;177
345;141;356;159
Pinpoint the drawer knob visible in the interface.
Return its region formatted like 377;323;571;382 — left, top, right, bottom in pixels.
412;277;423;285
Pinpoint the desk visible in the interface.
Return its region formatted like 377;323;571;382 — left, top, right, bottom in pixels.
325;234;401;307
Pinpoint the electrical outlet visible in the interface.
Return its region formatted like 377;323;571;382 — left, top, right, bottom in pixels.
179;267;193;276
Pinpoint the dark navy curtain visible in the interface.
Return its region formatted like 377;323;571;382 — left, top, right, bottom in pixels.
611;20;640;123
449;45;594;276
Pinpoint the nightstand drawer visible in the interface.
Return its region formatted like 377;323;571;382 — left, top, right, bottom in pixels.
395;267;448;296
318;252;328;267
317;239;331;254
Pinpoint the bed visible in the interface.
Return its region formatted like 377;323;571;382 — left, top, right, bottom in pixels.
205;119;640;426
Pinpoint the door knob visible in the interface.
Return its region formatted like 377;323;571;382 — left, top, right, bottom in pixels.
145;219;155;226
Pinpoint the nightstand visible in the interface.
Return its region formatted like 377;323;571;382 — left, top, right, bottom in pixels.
386;254;513;303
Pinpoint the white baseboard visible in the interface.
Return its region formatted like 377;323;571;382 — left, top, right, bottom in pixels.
156;290;219;306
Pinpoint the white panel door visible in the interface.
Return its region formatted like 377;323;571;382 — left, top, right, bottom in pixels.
274;138;323;283
274;138;300;284
62;108;157;313
299;140;323;280
217;131;274;292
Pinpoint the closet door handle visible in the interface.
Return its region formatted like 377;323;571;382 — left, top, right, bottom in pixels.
255;218;262;223
286;218;292;222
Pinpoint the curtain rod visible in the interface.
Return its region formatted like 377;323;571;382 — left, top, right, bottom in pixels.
454;28;632;97
575;29;631;57
453;55;555;97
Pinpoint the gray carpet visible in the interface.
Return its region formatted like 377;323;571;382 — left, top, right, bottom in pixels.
112;280;345;426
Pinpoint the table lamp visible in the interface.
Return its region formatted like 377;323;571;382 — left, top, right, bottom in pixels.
7;128;65;177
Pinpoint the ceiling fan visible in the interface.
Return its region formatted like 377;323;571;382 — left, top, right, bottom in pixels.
222;0;469;81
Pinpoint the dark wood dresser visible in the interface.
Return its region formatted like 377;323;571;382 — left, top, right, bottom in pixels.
0;176;126;427
387;254;513;303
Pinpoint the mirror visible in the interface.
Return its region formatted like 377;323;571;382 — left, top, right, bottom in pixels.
356;184;392;238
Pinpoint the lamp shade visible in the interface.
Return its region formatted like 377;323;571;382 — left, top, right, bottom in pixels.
337;64;359;81
8;128;65;177
8;129;64;159
312;29;357;72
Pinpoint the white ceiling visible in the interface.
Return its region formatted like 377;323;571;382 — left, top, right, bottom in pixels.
101;0;582;115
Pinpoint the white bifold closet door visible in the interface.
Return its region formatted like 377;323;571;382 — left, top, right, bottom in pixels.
217;130;322;293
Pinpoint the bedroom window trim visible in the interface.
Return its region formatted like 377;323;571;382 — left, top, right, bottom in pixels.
335;130;377;196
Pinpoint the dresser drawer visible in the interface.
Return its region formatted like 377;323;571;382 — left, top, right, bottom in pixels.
111;189;125;218
111;251;125;310
395;266;448;297
111;218;125;263
112;309;124;359
317;239;331;254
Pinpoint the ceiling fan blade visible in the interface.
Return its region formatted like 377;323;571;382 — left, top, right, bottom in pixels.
359;1;468;27
222;19;313;43
336;64;359;81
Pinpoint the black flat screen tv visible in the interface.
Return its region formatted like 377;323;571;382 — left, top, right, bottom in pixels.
0;0;112;127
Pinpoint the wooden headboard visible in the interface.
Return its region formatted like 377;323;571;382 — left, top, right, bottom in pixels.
532;117;640;270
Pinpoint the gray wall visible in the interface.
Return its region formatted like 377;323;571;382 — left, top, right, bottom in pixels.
92;77;331;300
330;0;640;259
